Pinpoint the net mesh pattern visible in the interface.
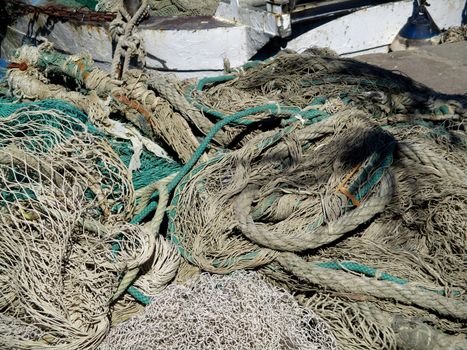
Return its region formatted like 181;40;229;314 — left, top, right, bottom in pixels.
99;271;338;350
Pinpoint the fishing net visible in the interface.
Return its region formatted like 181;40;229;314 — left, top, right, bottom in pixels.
2;43;467;349
168;111;467;347
168;52;467;349
193;51;463;118
10;44;202;163
168;110;396;272
99;271;338;350
442;24;467;43
0;104;164;349
187;51;466;150
291;120;467;349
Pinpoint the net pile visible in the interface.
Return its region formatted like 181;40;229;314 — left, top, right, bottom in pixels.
1;43;466;350
99;272;338;350
189;52;466;150
194;52;460;119
168;52;467;349
0;100;179;348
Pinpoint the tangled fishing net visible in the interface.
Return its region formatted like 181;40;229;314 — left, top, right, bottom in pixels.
0;102;173;348
99;272;337;350
170;51;467;349
1;42;467;350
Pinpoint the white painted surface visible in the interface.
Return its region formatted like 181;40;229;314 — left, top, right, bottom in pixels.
139;23;269;71
216;0;279;36
2;0;464;77
3;14;112;63
286;0;465;56
3;12;269;74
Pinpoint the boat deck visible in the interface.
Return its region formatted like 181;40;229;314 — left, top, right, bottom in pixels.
356;42;467;95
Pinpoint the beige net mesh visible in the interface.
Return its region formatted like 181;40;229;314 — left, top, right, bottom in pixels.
0;108;154;349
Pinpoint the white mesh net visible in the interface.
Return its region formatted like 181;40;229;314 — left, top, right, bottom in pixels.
99;271;338;350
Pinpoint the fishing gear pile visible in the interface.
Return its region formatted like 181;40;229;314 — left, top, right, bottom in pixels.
0;41;466;350
0;102;154;348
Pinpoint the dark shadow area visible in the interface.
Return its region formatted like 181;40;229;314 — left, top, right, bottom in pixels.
0;0;11;58
463;0;467;25
23;13;59;47
225;118;284;150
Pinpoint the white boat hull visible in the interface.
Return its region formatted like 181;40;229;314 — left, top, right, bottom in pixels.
286;0;465;56
1;0;465;78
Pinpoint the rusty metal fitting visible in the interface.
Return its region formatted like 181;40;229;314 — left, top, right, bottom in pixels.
7;62;28;71
6;0;117;24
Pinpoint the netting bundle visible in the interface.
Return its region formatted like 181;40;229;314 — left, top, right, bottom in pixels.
99;271;338;350
169;110;395;272
168;52;467;349
0;106;154;348
194;51;465;119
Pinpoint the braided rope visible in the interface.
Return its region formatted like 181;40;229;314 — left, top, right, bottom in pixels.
111;0;148;79
147;71;230;145
277;252;467;319
235;168;394;252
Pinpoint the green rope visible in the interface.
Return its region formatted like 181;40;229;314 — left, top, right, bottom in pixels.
319;261;407;284
317;261;460;297
127;286;152;304
187;75;330;127
196;75;236;91
131;105;310;225
125;97;314;304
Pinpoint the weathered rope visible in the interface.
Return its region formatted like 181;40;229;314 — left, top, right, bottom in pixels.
111;174;176;303
235;168;394;252
147;71;230;145
110;0;148;79
276;252;467;319
11;45;202;163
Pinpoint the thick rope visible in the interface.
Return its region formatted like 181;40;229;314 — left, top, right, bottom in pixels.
277;252;467;320
111;174;173;302
235;171;394;252
111;0;148;79
12;46;202;163
147;71;230;145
